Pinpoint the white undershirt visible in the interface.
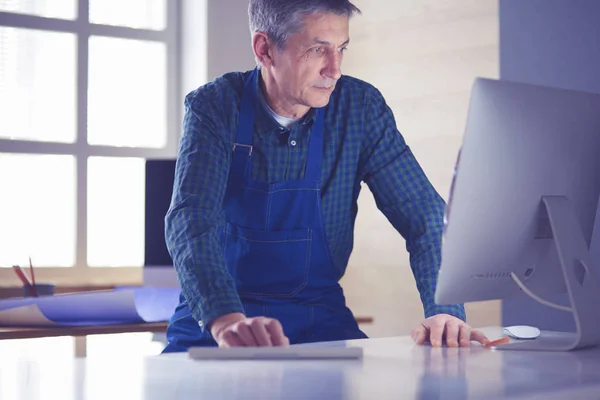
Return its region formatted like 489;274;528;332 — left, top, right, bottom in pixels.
258;85;300;129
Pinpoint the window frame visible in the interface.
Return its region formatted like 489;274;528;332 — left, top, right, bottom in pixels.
0;0;182;286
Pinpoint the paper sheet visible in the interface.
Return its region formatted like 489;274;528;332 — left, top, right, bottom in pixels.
0;304;57;326
0;287;180;327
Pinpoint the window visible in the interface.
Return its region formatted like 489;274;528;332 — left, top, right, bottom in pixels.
0;0;180;285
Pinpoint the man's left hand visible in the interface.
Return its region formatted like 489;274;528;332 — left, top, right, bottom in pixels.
411;314;489;347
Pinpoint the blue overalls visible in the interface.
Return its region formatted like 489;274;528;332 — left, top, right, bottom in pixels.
162;68;367;353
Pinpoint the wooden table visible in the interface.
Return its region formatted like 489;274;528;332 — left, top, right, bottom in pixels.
0;321;169;340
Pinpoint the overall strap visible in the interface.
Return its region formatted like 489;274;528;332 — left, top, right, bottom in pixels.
229;68;259;188
304;107;324;182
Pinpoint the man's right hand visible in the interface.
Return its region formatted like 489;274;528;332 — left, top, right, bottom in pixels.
209;312;290;347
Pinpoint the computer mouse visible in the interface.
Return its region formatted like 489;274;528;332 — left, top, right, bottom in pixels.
502;325;541;340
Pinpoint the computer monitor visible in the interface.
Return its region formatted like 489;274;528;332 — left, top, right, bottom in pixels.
435;78;600;351
144;159;179;287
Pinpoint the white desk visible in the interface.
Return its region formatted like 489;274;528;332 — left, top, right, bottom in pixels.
1;327;599;399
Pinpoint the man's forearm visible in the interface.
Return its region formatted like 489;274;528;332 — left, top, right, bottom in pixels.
165;209;244;331
410;247;466;322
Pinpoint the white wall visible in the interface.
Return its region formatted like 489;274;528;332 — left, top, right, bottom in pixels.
182;0;502;337
206;0;256;80
340;0;501;337
181;0;255;95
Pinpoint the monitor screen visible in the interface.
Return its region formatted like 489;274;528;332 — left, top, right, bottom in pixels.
436;78;600;307
144;159;176;267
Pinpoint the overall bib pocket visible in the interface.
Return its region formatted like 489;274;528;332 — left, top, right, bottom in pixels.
225;223;312;297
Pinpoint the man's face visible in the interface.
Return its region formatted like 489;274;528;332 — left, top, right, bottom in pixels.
270;12;350;110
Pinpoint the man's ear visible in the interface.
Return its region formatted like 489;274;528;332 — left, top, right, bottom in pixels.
252;32;275;67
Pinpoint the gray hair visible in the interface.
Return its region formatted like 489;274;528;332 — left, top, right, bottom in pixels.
248;0;361;52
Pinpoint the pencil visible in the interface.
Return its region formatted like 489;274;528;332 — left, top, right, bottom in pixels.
12;265;32;288
29;257;36;286
29;256;38;296
485;336;510;348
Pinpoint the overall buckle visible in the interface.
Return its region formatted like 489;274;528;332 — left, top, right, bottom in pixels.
232;143;253;156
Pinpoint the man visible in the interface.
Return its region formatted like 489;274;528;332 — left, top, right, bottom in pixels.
162;0;489;352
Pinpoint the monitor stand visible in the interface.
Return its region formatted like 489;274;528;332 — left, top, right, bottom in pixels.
495;196;600;351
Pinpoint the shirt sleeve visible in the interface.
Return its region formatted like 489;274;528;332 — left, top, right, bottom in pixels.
164;91;245;331
358;86;466;322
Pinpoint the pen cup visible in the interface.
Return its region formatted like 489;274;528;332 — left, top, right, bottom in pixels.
23;283;55;297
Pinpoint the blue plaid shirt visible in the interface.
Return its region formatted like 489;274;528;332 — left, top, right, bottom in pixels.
165;69;465;330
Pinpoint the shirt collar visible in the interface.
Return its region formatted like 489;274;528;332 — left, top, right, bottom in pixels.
252;73;318;139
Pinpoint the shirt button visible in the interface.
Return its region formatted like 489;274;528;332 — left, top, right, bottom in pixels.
290;140;297;146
